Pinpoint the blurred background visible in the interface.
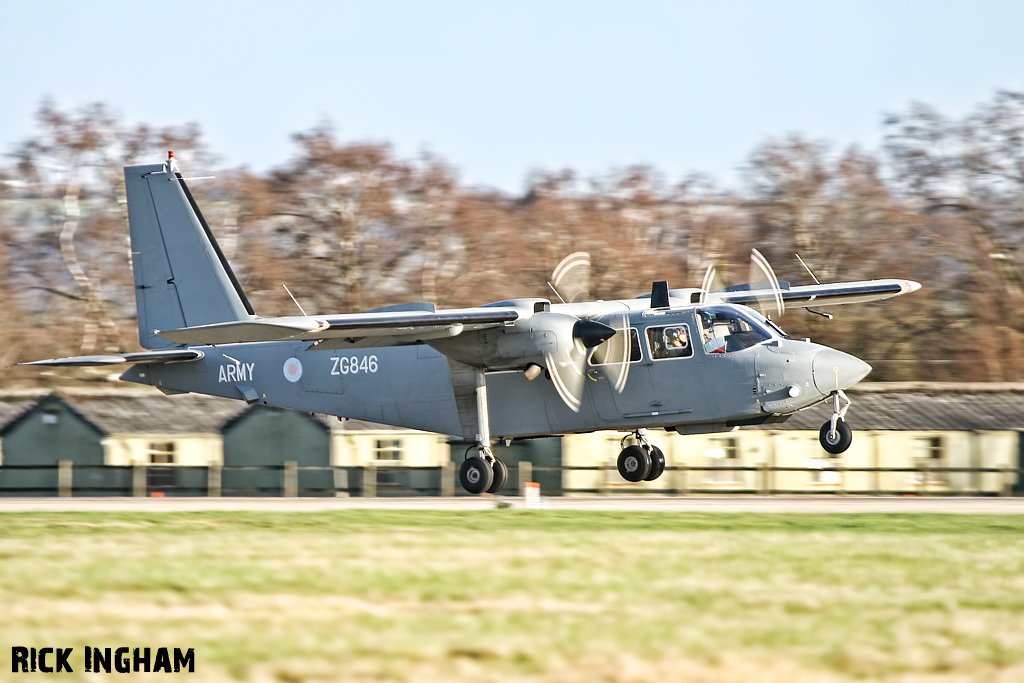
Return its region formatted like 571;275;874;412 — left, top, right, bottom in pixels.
1;0;1023;385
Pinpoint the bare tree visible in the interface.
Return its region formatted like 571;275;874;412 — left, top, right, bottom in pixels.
885;91;1024;293
262;124;416;313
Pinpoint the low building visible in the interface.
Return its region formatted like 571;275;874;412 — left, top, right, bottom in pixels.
0;383;1022;496
0;394;107;495
563;383;1024;495
0;389;238;496
221;404;332;496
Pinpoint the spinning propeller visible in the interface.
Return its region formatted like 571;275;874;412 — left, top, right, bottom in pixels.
550;252;592;303
540;253;630;411
700;248;787;319
533;313;615;412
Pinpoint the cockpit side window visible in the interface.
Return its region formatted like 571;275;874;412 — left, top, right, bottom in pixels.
646;325;693;360
697;306;772;354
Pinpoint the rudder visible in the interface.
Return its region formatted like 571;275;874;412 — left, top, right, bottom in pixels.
125;159;254;349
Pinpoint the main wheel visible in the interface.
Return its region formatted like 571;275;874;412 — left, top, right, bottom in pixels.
819;420;853;454
486;457;509;494
644;446;666;481
460;456;494;494
617;445;651;482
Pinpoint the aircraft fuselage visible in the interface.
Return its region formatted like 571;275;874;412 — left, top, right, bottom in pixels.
122;303;868;440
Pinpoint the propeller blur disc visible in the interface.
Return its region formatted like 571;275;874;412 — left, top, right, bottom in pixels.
545;341;585;412
750;248;785;318
551;252;591;303
587;313;631;394
607;313;631;393
699;264;717;303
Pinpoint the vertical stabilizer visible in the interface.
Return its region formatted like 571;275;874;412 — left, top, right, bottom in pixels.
125;160;254;349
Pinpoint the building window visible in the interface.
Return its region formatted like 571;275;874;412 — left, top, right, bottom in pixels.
705;437;740;484
147;442;176;488
374;439;402;461
806;452;841;485
374;439;404;487
911;436;947;485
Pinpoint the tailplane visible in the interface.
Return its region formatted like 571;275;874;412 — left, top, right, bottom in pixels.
125;153;254;349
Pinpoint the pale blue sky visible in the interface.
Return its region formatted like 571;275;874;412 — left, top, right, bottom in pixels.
2;0;1022;192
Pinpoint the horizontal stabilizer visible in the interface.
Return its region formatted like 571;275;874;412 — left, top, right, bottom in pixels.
709;279;921;308
18;349;204;367
157;317;330;344
156;308;520;345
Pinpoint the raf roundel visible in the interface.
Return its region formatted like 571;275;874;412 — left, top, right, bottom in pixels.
283;357;303;382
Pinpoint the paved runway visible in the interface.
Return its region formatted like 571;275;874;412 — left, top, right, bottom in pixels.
1;496;1024;513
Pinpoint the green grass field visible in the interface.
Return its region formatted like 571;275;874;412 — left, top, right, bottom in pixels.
3;511;1024;681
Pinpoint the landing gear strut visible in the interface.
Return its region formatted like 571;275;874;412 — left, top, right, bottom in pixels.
458;374;509;495
617;429;666;482
819;390;853;454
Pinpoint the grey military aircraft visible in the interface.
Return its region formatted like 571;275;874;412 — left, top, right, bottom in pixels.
23;154;921;494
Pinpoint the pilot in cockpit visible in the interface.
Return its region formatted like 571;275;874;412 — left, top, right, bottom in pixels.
666;327;688;349
699;312;727;354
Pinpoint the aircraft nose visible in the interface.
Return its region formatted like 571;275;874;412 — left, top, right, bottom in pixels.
812;348;872;394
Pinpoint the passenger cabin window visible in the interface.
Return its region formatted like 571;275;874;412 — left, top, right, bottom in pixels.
590;328;642;365
697;306;773;354
646;325;693;359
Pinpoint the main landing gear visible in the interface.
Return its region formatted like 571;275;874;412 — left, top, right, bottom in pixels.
459;447;509;495
617;429;666;483
458;373;509;495
819;390;853;454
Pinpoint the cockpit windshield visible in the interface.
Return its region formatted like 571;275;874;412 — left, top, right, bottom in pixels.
763;316;789;339
697;306;778;354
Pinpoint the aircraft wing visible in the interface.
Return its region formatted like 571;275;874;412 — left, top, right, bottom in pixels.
707;279;921;308
17;349;205;367
154;308;520;345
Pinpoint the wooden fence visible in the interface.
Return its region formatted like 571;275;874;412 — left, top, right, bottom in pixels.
0;461;1020;497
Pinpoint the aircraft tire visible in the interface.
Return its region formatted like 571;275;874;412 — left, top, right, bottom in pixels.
644;446;666;481
819;420;853;454
618;445;651;482
460;456;494;494
486;457;509;494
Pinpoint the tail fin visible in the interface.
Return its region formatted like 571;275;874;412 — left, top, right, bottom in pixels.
124;158;254;349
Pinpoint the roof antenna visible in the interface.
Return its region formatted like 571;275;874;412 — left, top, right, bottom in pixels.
547;282;566;304
282;284;307;316
650;281;670;309
795;254;821;285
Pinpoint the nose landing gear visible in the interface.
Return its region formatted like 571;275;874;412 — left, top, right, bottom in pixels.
617;430;666;482
819;390;853;454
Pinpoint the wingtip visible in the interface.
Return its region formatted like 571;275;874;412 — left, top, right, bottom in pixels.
901;280;923;294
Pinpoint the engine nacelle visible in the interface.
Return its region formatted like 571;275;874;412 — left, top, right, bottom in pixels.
429;299;613;371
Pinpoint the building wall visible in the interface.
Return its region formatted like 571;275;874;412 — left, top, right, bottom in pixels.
1;405;105;466
562;429;1020;494
222;406;332;496
0;400;106;496
331;430;450;467
102;435;223;466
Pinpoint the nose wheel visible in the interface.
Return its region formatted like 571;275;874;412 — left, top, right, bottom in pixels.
617;430;666;482
819;390;853;454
